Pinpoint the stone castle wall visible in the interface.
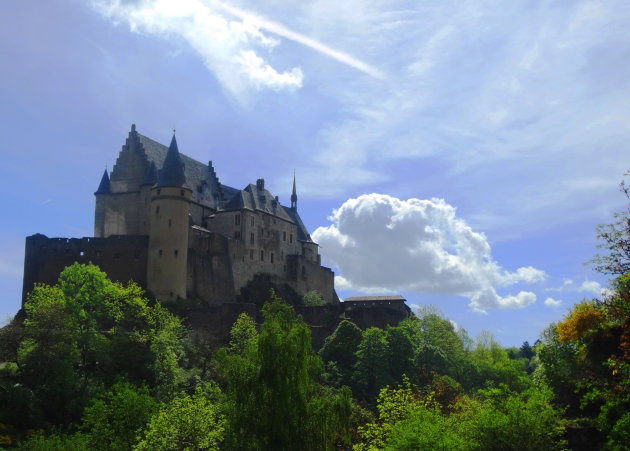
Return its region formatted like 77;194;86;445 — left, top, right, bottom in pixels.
22;234;148;305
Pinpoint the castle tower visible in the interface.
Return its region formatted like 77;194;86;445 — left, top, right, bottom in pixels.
291;172;298;210
146;134;191;302
94;169;111;237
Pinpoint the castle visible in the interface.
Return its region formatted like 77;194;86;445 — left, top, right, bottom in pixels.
22;125;337;308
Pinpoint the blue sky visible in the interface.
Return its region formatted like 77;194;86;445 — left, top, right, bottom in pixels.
1;0;628;346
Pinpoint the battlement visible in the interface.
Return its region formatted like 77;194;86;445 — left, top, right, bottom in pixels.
22;233;149;305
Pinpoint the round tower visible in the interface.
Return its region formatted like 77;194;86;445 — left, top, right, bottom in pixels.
147;134;191;302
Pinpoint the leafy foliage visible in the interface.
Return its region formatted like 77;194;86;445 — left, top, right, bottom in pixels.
2;263;184;429
219;292;351;450
135;387;225;451
303;290;326;307
80;382;157;451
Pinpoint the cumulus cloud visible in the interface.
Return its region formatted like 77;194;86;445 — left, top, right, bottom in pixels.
544;297;562;308
92;0;304;95
313;194;545;312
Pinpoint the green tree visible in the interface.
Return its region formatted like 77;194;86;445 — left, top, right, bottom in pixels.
353;327;392;399
459;385;566;451
228;312;257;355
135;387;225;451
220;293;351;450
10;263;185;428
303;290;326;307
385;325;415;382
81;382;157;451
320;319;363;383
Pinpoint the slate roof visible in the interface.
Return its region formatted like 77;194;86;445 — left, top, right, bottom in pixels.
283;206;312;242
156;135;187;188
136;133;235;209
223;183;294;222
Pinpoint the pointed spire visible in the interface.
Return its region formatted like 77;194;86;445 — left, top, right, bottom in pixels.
95;169;110;194
291;171;298;210
156;133;187;188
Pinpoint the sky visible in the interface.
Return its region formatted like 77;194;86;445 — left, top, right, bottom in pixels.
1;0;629;346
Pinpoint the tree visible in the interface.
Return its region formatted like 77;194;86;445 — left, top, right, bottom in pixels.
458;385;566;451
134;387;225;451
519;341;534;360
353;327;392;399
303;290;326;307
219;293;351;450
320;319;363;382
591;172;630;274
11;263;185;428
81;382;157;451
228;312;257;355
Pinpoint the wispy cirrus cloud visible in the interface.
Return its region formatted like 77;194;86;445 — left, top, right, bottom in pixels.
92;0;303;96
91;0;382;99
292;0;630;239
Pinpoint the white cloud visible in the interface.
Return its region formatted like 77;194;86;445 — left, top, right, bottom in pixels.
579;280;602;295
92;0;304;96
550;279;604;296
212;0;385;79
544;297;563;308
313;194;545;312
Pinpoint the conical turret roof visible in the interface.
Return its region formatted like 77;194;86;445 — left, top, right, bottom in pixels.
95;169;110;194
156;134;187;188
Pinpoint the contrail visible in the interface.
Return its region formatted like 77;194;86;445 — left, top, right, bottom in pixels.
211;0;386;79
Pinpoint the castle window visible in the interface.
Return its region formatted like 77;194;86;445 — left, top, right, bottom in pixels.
159;249;163;256
157;189;161;195
283;231;286;241
96;251;101;257
156;206;160;215
302;266;306;278
174;249;178;257
290;234;293;243
260;250;264;261
250;249;254;260
234;231;241;240
283;265;287;272
235;214;241;226
180;190;184;196
281;251;284;259
168;219;172;227
250;233;254;246
251;217;254;227
271;253;274;263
